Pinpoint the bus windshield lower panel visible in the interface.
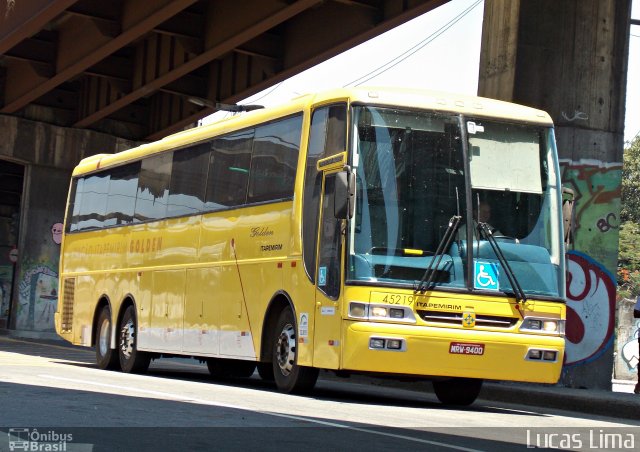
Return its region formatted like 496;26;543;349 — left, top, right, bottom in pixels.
346;105;563;299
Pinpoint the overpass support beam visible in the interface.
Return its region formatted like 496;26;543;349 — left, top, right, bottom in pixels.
479;0;632;389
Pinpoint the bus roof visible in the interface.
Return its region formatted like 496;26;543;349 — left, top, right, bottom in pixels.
72;87;553;176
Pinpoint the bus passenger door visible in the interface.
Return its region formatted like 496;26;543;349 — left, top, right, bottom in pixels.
313;173;344;369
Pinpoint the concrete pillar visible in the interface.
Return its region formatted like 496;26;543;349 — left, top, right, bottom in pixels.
0;115;136;337
479;0;632;389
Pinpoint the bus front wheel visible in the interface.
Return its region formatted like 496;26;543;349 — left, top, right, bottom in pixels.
118;305;151;374
272;307;318;394
95;307;120;370
433;378;483;406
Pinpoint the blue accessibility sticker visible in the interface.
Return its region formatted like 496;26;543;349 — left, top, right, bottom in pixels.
474;261;499;290
318;266;327;286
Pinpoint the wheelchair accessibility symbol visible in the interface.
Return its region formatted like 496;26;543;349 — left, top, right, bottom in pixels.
474;261;499;290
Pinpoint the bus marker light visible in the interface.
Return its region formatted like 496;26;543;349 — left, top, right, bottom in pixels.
277;262;282;268
291;261;296;267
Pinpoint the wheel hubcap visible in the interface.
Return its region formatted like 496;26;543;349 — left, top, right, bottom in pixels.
120;318;135;359
276;322;296;376
98;318;110;357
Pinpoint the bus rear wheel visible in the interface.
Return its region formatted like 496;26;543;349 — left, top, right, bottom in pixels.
206;358;256;379
272;307;318;394
95;307;120;370
118;305;151;374
433;378;483;406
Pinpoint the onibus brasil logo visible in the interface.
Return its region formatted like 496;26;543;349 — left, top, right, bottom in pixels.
7;428;73;451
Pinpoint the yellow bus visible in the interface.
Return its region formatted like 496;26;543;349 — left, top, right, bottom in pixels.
55;87;566;405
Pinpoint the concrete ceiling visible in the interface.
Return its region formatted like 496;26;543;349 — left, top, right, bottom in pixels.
0;0;447;142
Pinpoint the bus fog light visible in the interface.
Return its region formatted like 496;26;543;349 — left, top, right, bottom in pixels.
370;338;385;349
389;308;404;319
543;351;557;361
371;307;388;318
350;302;367;317
528;349;542;360
543;320;558;332
386;339;402;350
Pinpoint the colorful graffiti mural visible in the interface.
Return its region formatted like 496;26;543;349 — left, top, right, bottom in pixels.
559;159;621;385
16;263;59;332
565;251;616;366
560;159;622;272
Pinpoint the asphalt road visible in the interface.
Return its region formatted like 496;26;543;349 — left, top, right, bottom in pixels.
0;337;638;451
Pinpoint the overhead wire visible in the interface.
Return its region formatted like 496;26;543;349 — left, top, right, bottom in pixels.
343;0;483;87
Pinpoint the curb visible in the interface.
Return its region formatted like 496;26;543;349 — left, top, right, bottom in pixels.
0;328;64;342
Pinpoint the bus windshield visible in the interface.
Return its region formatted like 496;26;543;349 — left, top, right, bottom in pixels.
347;105;563;299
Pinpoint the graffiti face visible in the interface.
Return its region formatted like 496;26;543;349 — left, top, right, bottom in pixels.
564;251;616;366
51;222;63;245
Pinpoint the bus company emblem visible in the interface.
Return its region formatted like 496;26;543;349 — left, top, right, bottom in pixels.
462;310;476;328
250;227;274;238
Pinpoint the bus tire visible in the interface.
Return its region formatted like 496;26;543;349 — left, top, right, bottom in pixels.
206;358;256;379
272;307;318;394
118;305;151;374
95;307;120;370
433;378;483;406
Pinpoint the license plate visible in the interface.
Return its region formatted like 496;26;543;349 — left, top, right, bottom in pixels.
449;342;485;355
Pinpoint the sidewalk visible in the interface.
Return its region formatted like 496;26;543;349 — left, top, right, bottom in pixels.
2;330;639;420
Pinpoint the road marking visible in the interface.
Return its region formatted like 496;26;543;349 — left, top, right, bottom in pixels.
40;374;486;452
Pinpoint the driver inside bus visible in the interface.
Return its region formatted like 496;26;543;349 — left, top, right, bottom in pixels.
476;200;502;236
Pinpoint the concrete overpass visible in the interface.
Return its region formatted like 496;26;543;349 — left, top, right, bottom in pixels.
0;0;634;390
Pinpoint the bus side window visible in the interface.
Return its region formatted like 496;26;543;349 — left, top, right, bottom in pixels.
247;114;303;203
206;129;254;208
134;153;172;222
105;162;140;227
77;173;109;230
302;104;347;283
168;143;209;217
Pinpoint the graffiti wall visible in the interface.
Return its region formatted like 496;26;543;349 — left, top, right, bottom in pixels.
14;220;64;332
614;298;640;381
9;163;69;333
15;262;59;332
560;159;621;388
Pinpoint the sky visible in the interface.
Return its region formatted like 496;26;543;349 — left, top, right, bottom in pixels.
204;0;639;146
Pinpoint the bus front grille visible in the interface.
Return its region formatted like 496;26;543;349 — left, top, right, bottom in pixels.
416;310;518;328
61;278;75;333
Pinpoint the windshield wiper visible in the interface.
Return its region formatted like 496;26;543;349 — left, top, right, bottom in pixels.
477;222;526;314
415;215;461;294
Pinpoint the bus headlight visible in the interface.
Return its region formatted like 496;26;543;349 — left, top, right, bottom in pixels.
520;317;565;335
349;302;367;318
371;307;388;318
348;302;416;324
